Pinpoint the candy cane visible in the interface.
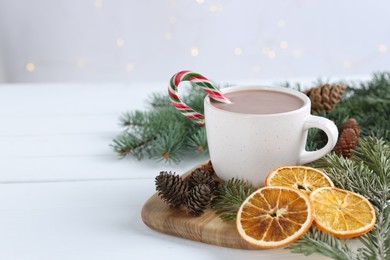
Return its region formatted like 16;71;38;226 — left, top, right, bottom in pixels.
168;70;231;126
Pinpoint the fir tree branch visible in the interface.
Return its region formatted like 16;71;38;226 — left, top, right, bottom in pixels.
286;227;355;260
110;132;154;160
147;92;171;108
211;178;255;221
353;137;390;189
358;203;390;260
186;127;208;153
119;111;148;129
111;87;209;162
151;124;187;164
309;137;390;260
314;138;390;209
306;128;325;151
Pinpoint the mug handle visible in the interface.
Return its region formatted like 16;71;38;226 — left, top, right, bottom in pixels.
298;115;339;164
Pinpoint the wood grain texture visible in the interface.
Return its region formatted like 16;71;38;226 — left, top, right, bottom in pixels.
141;161;257;249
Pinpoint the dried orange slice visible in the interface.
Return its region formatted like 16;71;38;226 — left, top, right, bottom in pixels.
265;166;334;193
236;186;314;248
310;187;376;238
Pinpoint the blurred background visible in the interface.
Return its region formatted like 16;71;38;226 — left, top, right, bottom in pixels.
0;0;389;83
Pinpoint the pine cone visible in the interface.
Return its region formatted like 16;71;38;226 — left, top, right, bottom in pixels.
342;118;360;136
201;160;215;174
155;171;187;208
187;168;218;191
334;128;359;158
186;184;213;216
304;83;347;112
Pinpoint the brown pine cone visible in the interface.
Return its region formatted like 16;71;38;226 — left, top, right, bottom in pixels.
187;168;218;191
155;171;187;208
304;83;347;112
342;118;360;136
201;160;215;174
334;128;359;158
186;184;213;216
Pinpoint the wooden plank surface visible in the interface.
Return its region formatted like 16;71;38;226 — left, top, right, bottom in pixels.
0;83;205;182
0;82;336;259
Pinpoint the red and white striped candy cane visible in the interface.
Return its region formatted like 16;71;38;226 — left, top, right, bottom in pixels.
168;70;231;126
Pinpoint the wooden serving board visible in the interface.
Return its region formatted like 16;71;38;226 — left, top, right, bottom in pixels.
141;161;257;249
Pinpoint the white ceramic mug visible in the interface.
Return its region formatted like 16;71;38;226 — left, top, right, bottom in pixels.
204;86;338;187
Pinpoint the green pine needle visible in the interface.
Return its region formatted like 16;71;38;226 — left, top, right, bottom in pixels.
111;132;152;160
286;227;355;260
313;137;390;209
147;92;171;108
211;178;256;221
187;127;208;153
299;137;390;260
151;124;186;164
119;111;149;133
111;83;213;162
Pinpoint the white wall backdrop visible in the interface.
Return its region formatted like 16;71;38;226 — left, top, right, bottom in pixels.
0;0;389;83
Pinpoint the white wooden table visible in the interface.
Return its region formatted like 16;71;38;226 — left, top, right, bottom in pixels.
1;79;360;260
